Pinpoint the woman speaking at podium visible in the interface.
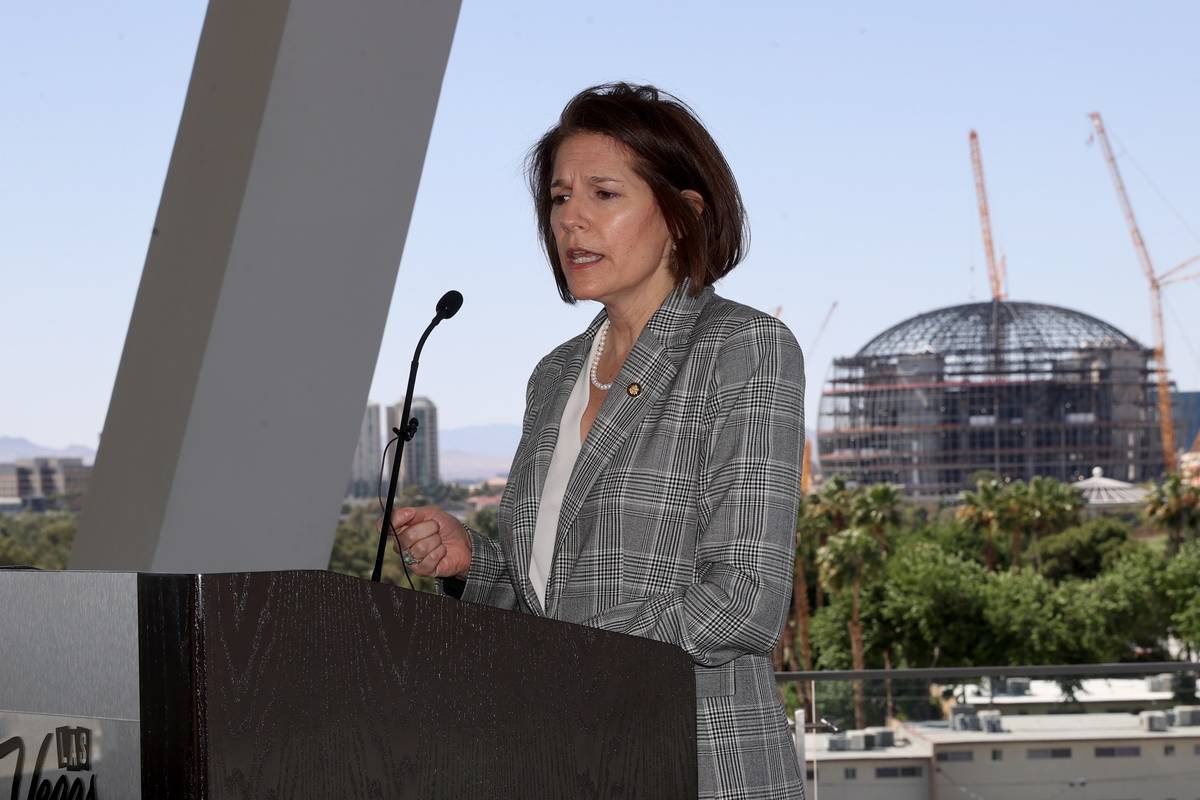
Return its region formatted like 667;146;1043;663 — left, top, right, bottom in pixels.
391;83;806;800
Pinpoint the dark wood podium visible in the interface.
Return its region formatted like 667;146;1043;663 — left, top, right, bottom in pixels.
0;570;696;799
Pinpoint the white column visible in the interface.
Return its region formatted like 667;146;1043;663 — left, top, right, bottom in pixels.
795;708;809;796
72;0;461;571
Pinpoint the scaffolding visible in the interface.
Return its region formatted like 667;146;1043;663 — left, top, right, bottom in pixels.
817;300;1165;500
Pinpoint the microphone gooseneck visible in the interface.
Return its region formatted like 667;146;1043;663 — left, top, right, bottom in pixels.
372;289;464;583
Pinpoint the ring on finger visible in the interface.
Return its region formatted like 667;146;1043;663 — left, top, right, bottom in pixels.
402;550;419;566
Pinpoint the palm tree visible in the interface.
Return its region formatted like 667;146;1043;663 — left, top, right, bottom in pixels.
957;478;1004;571
851;483;902;549
1001;480;1031;569
792;507;824;672
1145;474;1200;555
1025;476;1083;568
810;476;853;608
818;526;884;729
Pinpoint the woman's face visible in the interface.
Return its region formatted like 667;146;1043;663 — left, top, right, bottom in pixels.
549;133;675;308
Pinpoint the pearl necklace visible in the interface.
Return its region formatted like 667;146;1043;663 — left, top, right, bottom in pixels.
590;320;613;391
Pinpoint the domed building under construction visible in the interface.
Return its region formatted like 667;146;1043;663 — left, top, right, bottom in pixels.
817;300;1165;500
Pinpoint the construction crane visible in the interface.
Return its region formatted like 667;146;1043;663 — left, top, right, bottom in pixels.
801;439;814;495
774;302;830;494
1090;112;1200;473
970;130;1007;301
810;300;839;354
799;301;838;495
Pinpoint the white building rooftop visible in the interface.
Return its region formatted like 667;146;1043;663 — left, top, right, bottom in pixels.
910;712;1200;746
956;676;1181;707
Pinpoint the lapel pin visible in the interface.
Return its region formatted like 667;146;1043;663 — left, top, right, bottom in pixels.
626;382;642;397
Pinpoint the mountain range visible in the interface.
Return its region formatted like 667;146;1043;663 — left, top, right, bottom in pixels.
0;436;97;464
439;423;520;482
1;424;816;483
0;427;521;483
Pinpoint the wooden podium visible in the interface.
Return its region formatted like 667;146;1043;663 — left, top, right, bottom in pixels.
0;570;696;799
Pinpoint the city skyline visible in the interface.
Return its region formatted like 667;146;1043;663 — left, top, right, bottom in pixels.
4;1;1199;450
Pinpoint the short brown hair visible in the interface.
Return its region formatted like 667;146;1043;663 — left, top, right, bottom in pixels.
526;83;749;303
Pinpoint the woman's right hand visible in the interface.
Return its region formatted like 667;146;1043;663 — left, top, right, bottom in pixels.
387;505;473;579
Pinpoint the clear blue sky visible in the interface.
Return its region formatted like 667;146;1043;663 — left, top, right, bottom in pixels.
3;1;1199;449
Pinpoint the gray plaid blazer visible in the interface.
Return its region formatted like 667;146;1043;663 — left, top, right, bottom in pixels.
455;280;806;799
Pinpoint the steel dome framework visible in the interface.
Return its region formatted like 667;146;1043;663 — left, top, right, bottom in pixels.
818;301;1165;499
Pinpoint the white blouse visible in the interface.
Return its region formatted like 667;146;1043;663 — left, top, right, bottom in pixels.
528;329;603;606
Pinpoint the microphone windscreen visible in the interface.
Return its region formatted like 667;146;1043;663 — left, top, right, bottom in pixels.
436;290;464;319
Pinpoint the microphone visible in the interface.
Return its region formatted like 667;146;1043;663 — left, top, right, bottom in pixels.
372;290;464;583
435;290;463;320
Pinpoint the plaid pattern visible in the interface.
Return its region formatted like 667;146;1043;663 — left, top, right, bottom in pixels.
458;280;806;799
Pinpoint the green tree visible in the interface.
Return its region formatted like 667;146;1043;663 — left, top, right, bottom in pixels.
1086;547;1170;660
0;512;76;569
980;569;1075;665
1144;474;1200;555
465;506;498;539
818;526;885;728
1033;517;1135;583
1162;541;1200;657
0;534;34;567
881;542;990;668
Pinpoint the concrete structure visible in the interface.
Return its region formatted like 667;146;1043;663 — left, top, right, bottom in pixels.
388;396;439;490
804;710;1200;799
0;458;91;511
70;0;461;571
346;403;382;499
818;301;1164;499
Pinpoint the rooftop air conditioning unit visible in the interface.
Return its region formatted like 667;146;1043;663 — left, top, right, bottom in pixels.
1147;673;1175;692
978;709;1004;733
1174;706;1200;727
827;733;849;752
848;731;876;751
951;705;982;732
866;727;895;748
1006;677;1031;695
1139;711;1168;732
982;676;1007;695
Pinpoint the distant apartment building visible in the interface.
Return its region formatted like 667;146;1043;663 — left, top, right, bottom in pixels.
387;396;439;490
0;458;91;511
802;707;1200;800
346;403;382;499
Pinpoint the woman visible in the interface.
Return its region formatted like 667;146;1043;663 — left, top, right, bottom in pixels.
391;83;806;800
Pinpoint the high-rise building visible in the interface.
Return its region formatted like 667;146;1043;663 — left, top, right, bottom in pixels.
387;396;439;490
346;403;382;498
